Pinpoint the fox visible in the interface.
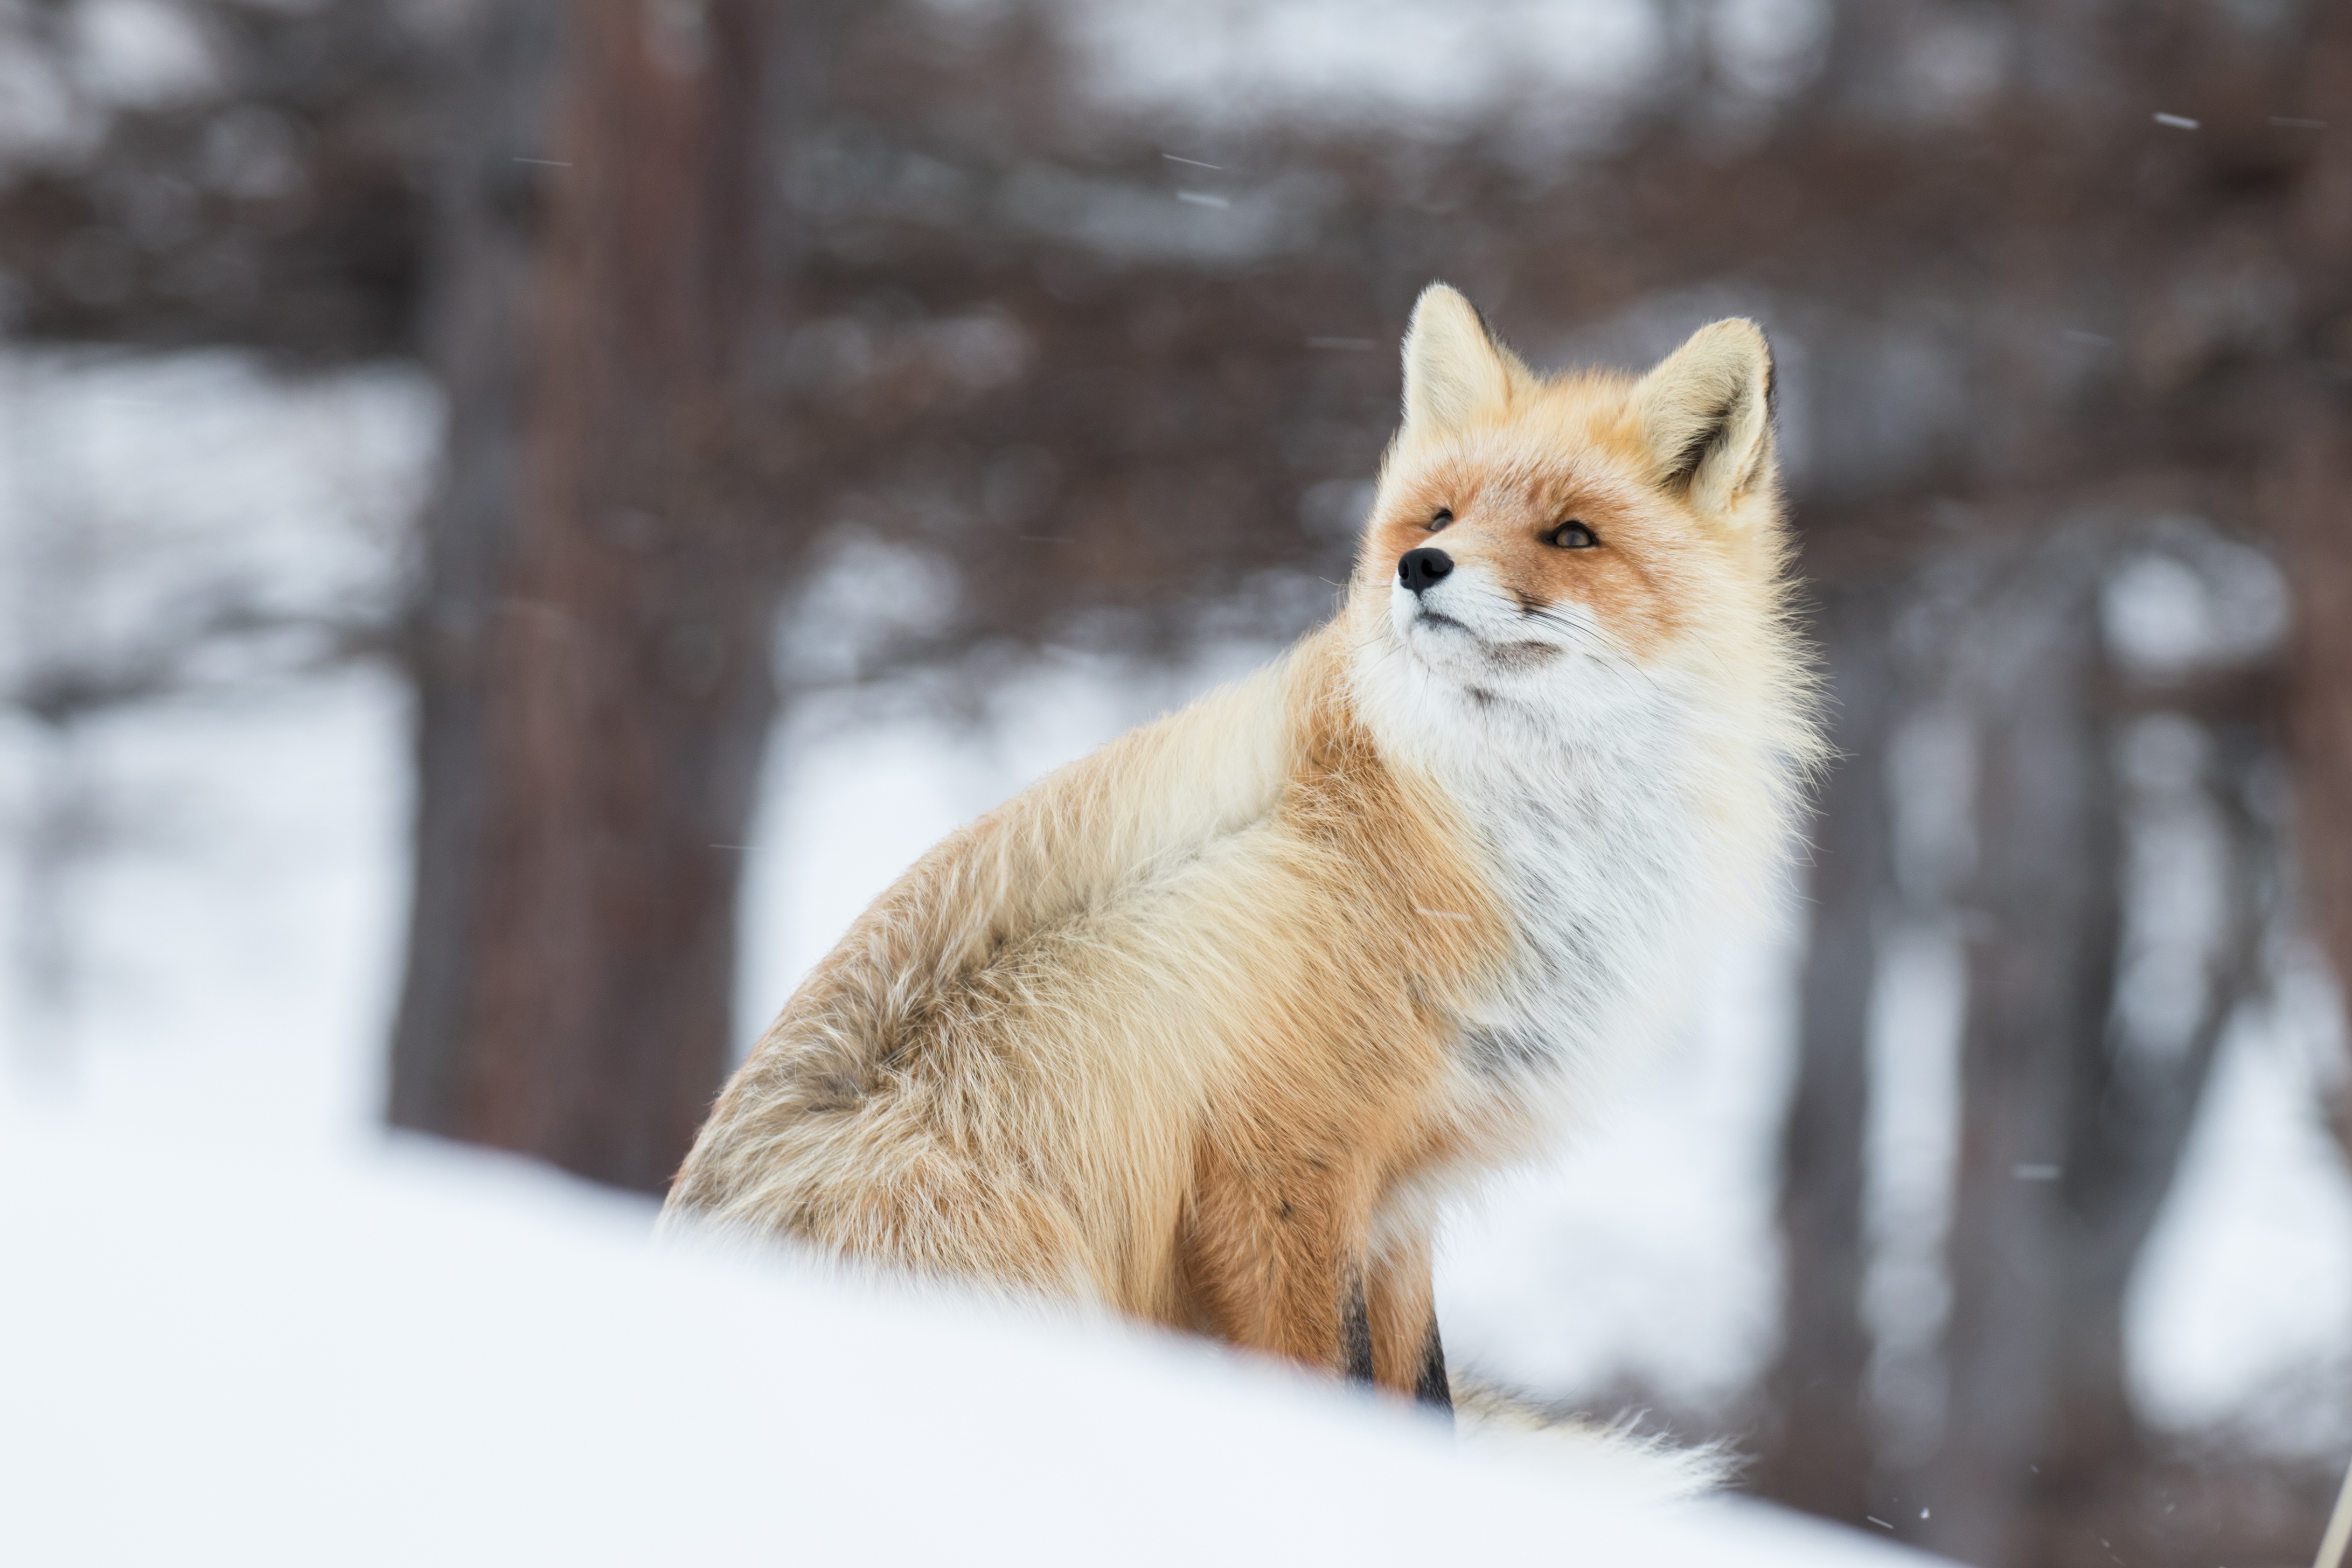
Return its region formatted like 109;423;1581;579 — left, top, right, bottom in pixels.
663;284;1820;1418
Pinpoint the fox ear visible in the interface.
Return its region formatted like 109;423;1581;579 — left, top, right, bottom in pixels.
1401;283;1526;438
1631;318;1777;520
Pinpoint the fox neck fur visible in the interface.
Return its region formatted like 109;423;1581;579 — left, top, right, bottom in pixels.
664;285;1821;1405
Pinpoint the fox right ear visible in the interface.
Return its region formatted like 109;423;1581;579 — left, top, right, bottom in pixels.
1631;318;1777;520
1400;283;1525;438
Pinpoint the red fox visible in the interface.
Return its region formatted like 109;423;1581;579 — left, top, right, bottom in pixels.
664;285;1819;1414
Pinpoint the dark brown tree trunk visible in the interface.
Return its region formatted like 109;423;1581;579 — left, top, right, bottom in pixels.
2028;696;2268;1566
2277;9;2352;1178
2281;399;2352;1175
387;0;566;1154
1923;552;2121;1568
389;0;810;1193
1753;583;1894;1524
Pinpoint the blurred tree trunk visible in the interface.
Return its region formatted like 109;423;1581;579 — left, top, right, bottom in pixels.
1923;557;2121;1567
1753;583;1894;1524
389;0;815;1193
2287;400;2352;1172
2028;698;2267;1566
386;0;564;1159
2277;2;2352;1160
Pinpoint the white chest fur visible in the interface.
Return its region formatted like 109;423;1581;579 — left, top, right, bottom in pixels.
1351;637;1722;1115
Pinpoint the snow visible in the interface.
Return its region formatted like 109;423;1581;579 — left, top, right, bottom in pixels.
1;669;408;1135
0;349;429;1142
68;0;220;110
2;342;2349;1525
1711;0;1833;101
0;349;428;655
2129;957;2352;1440
0;1100;1936;1567
1862;922;1968;1466
2099;533;2290;680
0;25;98;172
1047;0;1667;136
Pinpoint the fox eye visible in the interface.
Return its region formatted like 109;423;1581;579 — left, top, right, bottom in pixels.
1548;520;1598;549
1428;509;1453;533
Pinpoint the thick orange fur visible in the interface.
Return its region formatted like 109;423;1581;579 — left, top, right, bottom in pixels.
664;285;1821;1401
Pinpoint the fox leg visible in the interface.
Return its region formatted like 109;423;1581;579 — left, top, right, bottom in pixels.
1340;1275;1375;1382
1180;1141;1379;1378
1414;1316;1452;1412
1178;1144;1460;1418
1366;1228;1452;1416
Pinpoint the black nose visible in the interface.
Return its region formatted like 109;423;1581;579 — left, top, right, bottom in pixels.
1397;547;1453;595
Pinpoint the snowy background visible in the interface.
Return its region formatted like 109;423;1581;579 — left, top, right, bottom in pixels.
3;345;2346;1455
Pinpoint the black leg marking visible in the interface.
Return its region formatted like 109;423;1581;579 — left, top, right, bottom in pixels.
1415;1316;1453;1420
1341;1278;1375;1384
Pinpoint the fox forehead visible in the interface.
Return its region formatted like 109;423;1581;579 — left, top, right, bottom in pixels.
1372;370;1672;527
1374;441;1653;528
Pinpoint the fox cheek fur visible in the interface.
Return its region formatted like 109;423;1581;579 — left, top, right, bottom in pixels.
662;283;1823;1410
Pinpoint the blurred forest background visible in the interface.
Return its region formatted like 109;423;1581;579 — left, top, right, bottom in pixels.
2;1;2349;1565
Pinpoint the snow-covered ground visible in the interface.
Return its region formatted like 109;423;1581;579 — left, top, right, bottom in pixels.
1;346;2348;1482
0;1098;1936;1567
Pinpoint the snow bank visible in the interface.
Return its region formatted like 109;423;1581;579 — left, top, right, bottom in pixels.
0;1105;1938;1567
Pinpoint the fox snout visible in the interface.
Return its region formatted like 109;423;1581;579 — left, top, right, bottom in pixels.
1397;547;1453;595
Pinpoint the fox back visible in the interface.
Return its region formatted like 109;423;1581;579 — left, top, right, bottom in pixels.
664;285;1820;1405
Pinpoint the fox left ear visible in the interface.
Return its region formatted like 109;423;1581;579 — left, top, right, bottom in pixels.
1400;283;1532;440
1630;319;1777;520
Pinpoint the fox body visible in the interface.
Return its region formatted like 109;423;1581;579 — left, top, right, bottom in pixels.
664;287;1819;1405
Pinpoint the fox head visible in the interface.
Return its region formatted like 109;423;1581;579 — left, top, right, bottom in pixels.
1352;283;1796;720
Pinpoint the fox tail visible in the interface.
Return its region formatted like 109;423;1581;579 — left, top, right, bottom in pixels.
1450;1377;1738;1507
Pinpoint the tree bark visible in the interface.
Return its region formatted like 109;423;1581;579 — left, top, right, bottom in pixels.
1753;583;1894;1524
2276;5;2352;1178
1923;551;2120;1568
389;0;809;1193
387;0;565;1155
2281;401;2352;1175
2028;698;2267;1564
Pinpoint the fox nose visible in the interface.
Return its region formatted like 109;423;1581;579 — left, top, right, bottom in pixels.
1397;547;1453;595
